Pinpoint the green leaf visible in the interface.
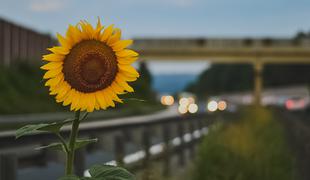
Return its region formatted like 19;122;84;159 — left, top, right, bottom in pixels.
89;164;135;180
122;98;146;102
58;175;80;180
39;118;74;133
75;138;98;150
16;124;50;139
35;142;65;152
15;118;74;139
34;138;97;152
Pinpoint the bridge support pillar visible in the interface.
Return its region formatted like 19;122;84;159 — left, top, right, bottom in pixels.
177;122;185;167
253;60;263;105
142;128;151;180
0;153;17;180
162;123;171;177
74;149;86;177
114;135;125;166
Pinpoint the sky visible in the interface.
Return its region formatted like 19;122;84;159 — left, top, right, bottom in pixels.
146;60;210;75
1;0;310;75
1;0;310;38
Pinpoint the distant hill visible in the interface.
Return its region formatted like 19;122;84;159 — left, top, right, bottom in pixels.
152;74;197;94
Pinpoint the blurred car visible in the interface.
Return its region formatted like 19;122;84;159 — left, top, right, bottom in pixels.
285;96;309;111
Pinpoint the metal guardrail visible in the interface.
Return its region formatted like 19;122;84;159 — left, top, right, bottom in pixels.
0;113;211;180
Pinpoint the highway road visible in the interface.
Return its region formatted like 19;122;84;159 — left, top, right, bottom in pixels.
217;85;310;107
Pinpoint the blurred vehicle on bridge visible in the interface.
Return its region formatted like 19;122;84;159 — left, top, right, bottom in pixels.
285;96;310;111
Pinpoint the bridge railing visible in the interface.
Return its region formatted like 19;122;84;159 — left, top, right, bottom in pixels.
0;113;211;180
133;38;310;49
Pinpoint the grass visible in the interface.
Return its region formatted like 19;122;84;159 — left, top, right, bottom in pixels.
0;63;64;114
191;107;296;180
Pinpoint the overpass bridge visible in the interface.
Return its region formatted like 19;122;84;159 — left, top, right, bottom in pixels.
132;38;310;104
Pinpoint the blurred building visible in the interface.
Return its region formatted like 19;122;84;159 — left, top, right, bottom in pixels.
0;17;56;67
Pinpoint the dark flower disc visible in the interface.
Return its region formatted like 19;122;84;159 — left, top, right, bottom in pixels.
63;40;118;93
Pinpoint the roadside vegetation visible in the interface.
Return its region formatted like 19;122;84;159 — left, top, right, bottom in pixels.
191;107;297;180
0;62;61;114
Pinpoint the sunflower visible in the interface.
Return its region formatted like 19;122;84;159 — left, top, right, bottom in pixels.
41;18;139;112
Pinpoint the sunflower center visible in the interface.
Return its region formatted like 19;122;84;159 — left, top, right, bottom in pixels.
81;54;106;84
63;40;118;93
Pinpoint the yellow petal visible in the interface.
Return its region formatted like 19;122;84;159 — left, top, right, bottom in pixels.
107;29;121;45
86;93;96;112
63;89;75;106
77;23;89;40
102;90;115;107
66;25;82;45
111;82;126;94
80;21;95;39
117;56;138;65
70;103;77;111
49;86;58;95
57;33;71;49
95;91;108;109
43;68;62;79
116;49;139;58
100;25;114;42
95;17;104;39
48;46;69;55
106;87;123;103
65;25;75;45
94;100;100;110
96;17;102;30
50;89;57;95
49;80;65;95
56;82;71;101
117;73;137;82
112;40;133;52
118;65;139;76
79;93;88;111
115;76;134;92
43;54;65;62
45;74;64;87
41;62;63;70
71;90;81;111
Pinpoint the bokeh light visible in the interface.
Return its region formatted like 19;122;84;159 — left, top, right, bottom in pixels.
161;95;175;106
218;100;227;111
188;103;198;114
179;97;190;106
188;97;195;104
178;105;188;114
207;100;218;112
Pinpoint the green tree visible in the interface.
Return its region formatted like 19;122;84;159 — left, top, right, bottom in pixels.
186;64;253;97
128;61;157;103
186;63;310;98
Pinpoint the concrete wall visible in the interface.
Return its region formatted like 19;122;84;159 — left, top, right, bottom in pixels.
0;18;56;67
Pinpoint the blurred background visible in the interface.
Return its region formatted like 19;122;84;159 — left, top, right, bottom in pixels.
0;0;310;180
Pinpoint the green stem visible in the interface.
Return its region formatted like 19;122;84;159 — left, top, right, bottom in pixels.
80;112;89;122
56;133;69;153
66;110;81;175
